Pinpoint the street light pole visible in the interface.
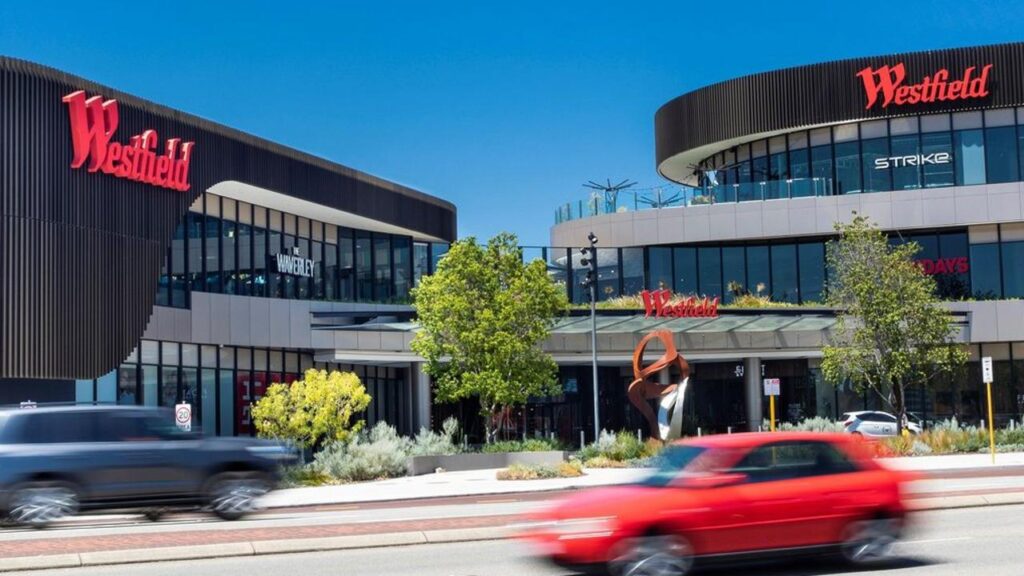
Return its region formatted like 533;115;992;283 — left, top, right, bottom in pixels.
580;232;600;442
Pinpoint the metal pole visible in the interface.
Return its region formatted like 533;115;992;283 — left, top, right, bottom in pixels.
590;282;600;441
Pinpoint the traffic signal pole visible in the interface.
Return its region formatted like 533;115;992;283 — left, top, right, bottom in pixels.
580;232;600;443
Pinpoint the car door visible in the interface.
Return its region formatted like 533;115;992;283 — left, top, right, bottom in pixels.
729;440;854;551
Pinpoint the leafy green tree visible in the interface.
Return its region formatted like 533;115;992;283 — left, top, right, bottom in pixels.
252;368;371;450
411;232;569;442
822;215;967;433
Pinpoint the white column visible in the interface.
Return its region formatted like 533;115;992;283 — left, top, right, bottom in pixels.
412;362;431;431
745;357;763;432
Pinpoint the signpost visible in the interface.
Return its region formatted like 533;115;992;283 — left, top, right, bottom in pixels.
763;378;780;432
982;356;995;464
175;403;192;433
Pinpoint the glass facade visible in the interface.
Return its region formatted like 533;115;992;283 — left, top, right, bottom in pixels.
75;341;413;437
535;228;983;305
156;193;447;308
699;108;1024;202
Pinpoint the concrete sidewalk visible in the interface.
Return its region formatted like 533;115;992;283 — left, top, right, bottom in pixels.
261;452;1024;509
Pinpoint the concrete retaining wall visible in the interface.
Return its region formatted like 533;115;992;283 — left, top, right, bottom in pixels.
407;451;566;476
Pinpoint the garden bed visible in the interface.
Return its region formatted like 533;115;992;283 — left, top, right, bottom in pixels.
407;450;566;476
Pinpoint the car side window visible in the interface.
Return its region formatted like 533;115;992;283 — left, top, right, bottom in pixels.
730;441;859;483
18;411;99;443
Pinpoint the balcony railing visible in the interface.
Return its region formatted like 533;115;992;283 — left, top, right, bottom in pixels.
554;177;837;224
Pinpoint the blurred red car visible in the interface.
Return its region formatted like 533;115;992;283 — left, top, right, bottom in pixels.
520;432;914;576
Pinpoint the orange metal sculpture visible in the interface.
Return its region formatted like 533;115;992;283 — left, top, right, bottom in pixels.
627;330;690;439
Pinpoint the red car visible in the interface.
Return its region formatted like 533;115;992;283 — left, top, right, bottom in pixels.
520;432;914;576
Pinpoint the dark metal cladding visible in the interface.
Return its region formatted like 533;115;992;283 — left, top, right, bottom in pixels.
0;57;456;380
655;42;1024;179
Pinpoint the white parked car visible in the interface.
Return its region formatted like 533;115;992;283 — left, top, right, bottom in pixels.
842;411;922;437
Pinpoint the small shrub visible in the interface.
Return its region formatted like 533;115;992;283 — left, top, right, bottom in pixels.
314;422;411;482
410;417;462;456
579;430;650;462
482;437;564;453
583;456;627;468
280;464;332;487
766;417;845;433
496;460;583;480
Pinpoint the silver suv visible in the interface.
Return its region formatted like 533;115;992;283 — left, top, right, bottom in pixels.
842;411;922;437
0;405;295;527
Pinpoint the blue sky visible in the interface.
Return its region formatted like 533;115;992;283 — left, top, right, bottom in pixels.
3;1;1024;245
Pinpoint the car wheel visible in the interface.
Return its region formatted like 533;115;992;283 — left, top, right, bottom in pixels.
839;518;898;565
7;482;79;528
205;473;269;521
143;509;164;522
609;534;694;576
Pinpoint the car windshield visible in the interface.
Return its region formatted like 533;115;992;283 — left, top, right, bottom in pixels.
636;445;709;487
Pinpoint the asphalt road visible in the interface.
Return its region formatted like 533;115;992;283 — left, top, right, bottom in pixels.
20;504;1024;576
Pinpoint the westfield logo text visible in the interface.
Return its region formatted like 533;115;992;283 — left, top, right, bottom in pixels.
62;90;194;191
856;63;992;110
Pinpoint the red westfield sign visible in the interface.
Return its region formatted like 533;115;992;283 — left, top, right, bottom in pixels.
641;289;719;319
856;63;992;110
62;90;194;191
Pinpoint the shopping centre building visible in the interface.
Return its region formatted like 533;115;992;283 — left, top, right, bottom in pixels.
5;43;1024;445
0;57;455;437
546;42;1024;439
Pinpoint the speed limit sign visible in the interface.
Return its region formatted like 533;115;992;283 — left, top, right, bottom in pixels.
175;403;192;432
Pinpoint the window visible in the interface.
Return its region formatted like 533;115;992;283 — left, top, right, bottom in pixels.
673;247;697;295
622;248;644;296
597;248;620;300
921;131;954;188
430;243;449;272
970;243;1001;299
339;229;354;301
205;215;221;293
730;441;858;483
770;244;798;303
697;247;722;300
985;126;1018;184
937;232;970;299
413;242;429;287
766;148;788;199
955;129;986;185
834;141;861;194
393;237;411;301
890;134;921;190
746;246;770;298
1002;242;1024;298
861;137;891;192
237;223;252;296
373;235;392;301
721;246;745;302
750;155;768;201
789;147;811;197
810;143;833;196
798;243;825;303
736;159;754;202
356;231;373;301
647;247;672;290
267;229;282;298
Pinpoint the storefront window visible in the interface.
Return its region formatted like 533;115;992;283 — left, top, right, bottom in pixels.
697;247;722;300
117;364;138;405
673;247;697;295
936;232;970;299
890;134;921;190
770;244;798;303
721;246;745;302
647;247;672;290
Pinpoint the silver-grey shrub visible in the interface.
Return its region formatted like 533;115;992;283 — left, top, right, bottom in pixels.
314;422;411;482
409;417;462;457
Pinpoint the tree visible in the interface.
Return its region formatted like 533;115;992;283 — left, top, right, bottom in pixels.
252;368;371;450
822;215;967;433
411;232;569;443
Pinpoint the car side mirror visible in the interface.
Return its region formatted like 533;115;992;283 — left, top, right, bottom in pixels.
676;472;747;489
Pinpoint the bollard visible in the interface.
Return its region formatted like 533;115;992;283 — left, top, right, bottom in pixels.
981;419;986;431
697;427;702;437
759;425;763;432
727;426;732;434
580;430;585;449
637;429;642;442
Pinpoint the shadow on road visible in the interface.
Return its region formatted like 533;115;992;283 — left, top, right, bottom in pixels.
562;556;941;576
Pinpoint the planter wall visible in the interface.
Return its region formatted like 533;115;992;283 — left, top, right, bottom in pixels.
407;450;566;476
